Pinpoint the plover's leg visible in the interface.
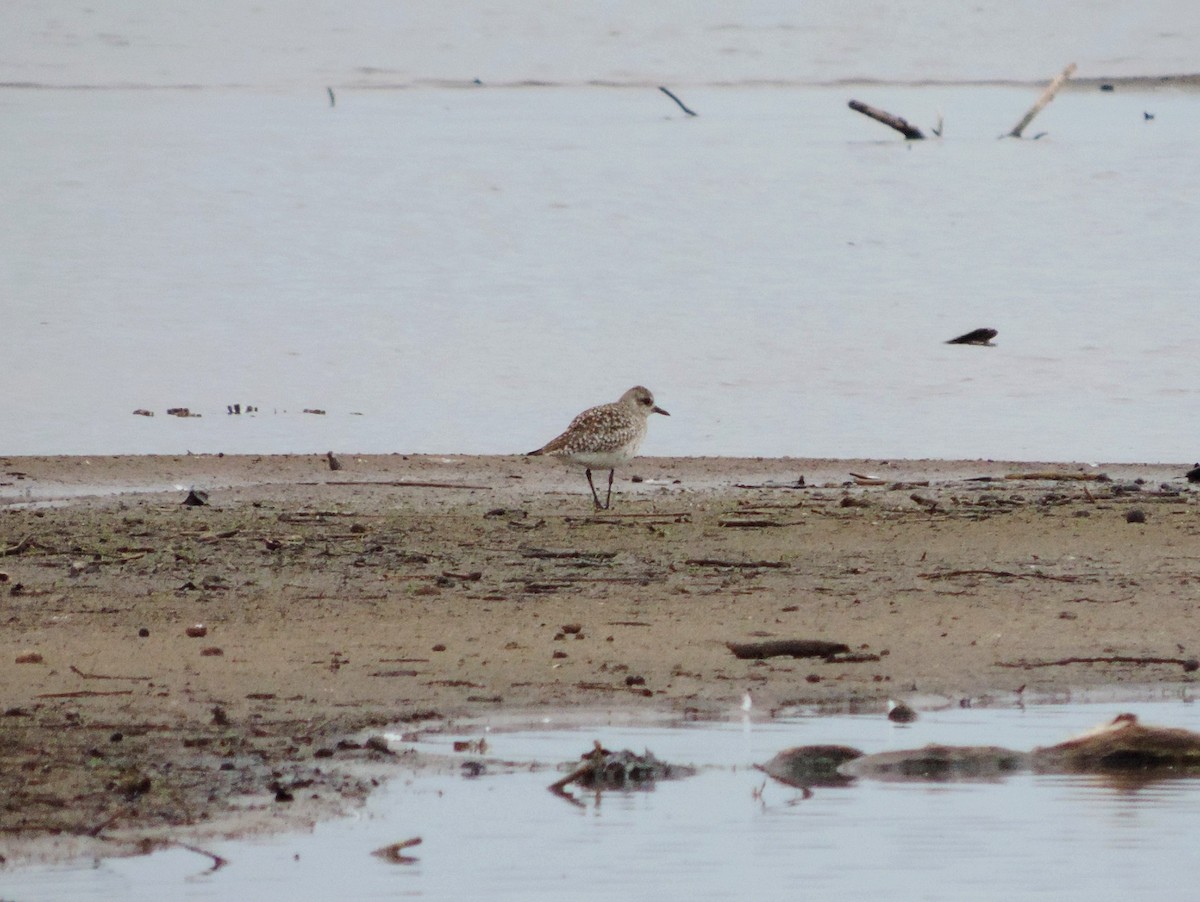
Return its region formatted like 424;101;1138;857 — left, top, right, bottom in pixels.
585;468;604;510
604;469;615;510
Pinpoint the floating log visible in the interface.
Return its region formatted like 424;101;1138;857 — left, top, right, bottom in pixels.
1007;63;1076;138
726;639;850;660
848;100;925;139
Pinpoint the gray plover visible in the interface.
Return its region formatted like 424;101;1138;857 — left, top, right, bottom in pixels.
527;386;669;510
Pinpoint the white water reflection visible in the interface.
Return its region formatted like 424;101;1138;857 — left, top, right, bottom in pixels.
9;700;1200;901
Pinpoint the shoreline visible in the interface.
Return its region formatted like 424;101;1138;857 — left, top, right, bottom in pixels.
2;453;1197;864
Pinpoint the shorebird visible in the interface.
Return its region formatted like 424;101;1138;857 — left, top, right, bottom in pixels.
527;386;669;510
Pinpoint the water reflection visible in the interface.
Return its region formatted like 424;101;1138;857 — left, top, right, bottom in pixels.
9;702;1200;901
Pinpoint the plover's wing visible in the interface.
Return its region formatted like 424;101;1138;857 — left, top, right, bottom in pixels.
535;403;633;455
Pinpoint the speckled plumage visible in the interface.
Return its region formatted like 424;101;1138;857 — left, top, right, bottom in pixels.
528;386;669;509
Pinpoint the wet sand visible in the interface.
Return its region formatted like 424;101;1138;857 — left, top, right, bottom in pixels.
2;453;1197;863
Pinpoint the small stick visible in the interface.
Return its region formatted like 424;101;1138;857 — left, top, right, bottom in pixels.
848;100;924;139
327;87;336;107
1007;63;1076;138
302;480;492;490
659;86;697;116
998;655;1200;672
35;690;134;699
70;665;152;681
919;568;1083;583
177;843;229;872
1;536;33;557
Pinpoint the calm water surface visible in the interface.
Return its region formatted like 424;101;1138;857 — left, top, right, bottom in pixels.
8;700;1200;901
3;3;1200;460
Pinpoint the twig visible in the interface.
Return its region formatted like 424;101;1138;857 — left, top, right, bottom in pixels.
1007;63;1076;138
848;100;925;139
70;664;152;681
919;569;1083;583
998;655;1199;672
1;535;33;556
35;690;134;699
659;86;697;116
302;480;492;490
1004;471;1103;481
686;558;788;569
177;843;230;872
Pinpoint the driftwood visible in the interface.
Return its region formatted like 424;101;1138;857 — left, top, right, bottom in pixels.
726;639;850;660
1007;63;1076;138
658;86;697;116
848;100;924;139
372;838;422;864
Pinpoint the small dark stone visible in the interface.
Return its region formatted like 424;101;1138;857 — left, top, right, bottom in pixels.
365;735;392;754
1125;509;1147;524
624;675;646;686
946;328;998;346
110;732;124;743
138;627;150;638
887;701;918;723
182;488;209;507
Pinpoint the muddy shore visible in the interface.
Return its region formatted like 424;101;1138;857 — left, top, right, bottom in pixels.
2;453;1197;864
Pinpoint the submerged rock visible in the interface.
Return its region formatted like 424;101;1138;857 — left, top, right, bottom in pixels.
839;744;1031;782
757;745;863;788
1033;713;1200;773
550;742;696;796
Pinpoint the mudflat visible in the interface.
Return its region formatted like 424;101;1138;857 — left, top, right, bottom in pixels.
2;453;1197;862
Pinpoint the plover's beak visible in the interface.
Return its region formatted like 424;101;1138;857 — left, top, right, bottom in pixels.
652;406;670;416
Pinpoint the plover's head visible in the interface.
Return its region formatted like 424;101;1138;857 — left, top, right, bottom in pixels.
620;385;670;417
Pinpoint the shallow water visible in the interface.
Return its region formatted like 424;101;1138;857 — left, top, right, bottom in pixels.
9;700;1200;901
3;3;1200;461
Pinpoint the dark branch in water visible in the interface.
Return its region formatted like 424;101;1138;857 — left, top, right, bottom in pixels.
848;100;925;139
659;86;697;116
